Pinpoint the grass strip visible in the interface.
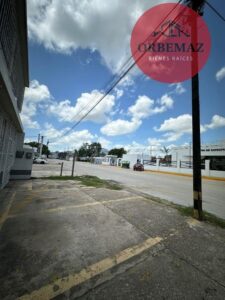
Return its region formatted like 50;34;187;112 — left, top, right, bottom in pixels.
41;175;122;190
176;206;225;228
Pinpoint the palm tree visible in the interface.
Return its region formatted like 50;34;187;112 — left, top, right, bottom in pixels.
160;146;170;164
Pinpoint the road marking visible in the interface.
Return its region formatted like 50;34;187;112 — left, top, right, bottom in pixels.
8;196;145;219
18;236;163;300
186;217;202;229
46;196;145;213
0;192;16;231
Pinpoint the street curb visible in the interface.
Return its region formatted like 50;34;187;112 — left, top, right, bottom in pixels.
143;170;225;182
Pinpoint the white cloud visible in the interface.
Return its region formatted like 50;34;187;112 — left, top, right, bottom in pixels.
21;80;51;129
148;138;164;146
169;83;186;95
128;94;174;120
101;118;142;136
48;90;116;123
128;95;154;119
216;66;225;82
118;75;135;87
24;79;51;102
154;114;197;142
204;115;225;130
101;93;174;137
158;94;174;109
153;114;225;143
114;88;124;99
42;123;94;151
27;0;174;73
124;141;149;154
21;115;40;129
97;137;112;149
155;114;192;134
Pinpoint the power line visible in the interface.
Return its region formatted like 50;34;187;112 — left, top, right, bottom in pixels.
53;0;183;141
205;0;225;23
56;0;183;140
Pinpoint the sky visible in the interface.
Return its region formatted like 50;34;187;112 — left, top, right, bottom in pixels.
22;0;225;154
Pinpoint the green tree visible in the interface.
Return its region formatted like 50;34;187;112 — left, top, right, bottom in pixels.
88;142;102;157
78;143;89;157
25;141;50;156
78;142;102;158
108;148;127;158
160;146;171;162
160;146;170;156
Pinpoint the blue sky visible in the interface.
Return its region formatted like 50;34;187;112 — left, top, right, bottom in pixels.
22;0;225;153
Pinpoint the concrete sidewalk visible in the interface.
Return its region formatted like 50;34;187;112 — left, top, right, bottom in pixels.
0;179;225;299
32;160;225;220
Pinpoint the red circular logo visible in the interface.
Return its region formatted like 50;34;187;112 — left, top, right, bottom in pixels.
130;3;211;83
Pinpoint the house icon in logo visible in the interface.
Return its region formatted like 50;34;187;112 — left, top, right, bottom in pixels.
152;20;190;38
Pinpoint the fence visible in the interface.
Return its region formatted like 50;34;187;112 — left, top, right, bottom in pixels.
143;159;225;178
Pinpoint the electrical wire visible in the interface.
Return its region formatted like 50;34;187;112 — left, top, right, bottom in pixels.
205;0;225;23
55;0;184;140
53;0;183;140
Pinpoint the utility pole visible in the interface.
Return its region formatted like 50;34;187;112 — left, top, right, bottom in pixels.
185;0;205;220
37;133;40;154
71;150;76;177
40;135;44;157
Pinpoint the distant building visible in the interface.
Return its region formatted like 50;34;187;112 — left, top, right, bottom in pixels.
102;155;118;166
0;1;29;188
170;142;225;170
122;154;150;168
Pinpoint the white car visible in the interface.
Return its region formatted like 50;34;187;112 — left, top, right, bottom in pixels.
33;157;48;164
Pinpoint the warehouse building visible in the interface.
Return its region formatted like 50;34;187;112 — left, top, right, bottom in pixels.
0;0;29;188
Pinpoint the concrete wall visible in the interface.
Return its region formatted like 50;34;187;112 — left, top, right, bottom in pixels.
0;110;24;188
122;154;150;168
171;144;225;161
144;159;225;178
0;1;29;189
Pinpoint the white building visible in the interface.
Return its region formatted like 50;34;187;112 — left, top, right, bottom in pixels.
0;1;29;188
170;143;225;161
102;155;118;166
170;142;225;171
122;154;151;168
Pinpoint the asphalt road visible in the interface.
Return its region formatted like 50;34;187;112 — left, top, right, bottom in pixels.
32;160;225;220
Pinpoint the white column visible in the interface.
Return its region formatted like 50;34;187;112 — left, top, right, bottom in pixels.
156;158;160;171
205;160;210;176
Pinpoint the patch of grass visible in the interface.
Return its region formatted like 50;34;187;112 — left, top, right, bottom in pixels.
133;192;225;229
175;205;225;229
41;175;122;190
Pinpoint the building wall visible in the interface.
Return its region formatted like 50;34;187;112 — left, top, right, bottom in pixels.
171;143;225;161
0;0;29;189
122;154;150;167
0;110;24;188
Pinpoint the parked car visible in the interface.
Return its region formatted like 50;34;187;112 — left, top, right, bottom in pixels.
133;162;144;171
33;157;48;164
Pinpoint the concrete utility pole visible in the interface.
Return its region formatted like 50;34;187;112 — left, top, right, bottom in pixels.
71;150;76;177
39;136;44;157
37;133;40;154
186;0;205;220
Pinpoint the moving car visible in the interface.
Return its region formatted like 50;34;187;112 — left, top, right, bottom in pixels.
133;162;144;171
33;157;48;164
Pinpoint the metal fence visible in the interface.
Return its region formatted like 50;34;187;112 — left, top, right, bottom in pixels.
159;161;177;168
180;161;205;170
143;160;156;166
